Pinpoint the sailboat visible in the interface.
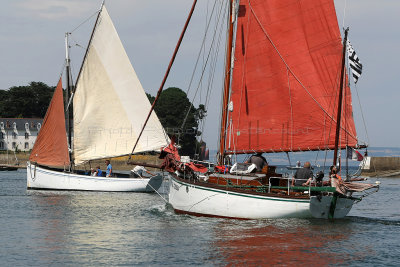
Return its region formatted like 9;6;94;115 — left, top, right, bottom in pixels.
157;0;379;219
26;3;169;192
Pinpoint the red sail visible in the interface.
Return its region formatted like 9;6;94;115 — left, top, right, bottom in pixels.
30;79;70;167
227;0;357;154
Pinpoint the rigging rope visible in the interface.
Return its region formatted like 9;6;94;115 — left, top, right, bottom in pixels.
352;72;370;145
342;0;348;29
183;0;219;99
128;0;199;159
196;1;229;159
179;0;227;148
69;9;100;33
138;173;169;203
58;61;66;83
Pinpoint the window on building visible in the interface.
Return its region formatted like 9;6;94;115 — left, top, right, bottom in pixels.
0;141;4;149
25;133;29;139
12;133;17;139
12;142;16;149
0;132;3;139
25;142;29;149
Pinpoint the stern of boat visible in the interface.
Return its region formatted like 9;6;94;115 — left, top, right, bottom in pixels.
146;174;163;192
310;195;354;219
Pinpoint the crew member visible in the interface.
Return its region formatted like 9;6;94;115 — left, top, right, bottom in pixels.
246;152;268;172
292;161;313;186
132;165;154;178
105;160;112;177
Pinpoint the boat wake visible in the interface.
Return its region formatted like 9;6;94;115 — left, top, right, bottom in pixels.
145;203;175;218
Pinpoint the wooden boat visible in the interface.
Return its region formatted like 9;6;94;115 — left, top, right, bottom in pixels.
132;0;379;218
27;3;169;192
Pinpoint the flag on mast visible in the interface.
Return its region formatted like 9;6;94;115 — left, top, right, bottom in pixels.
347;40;363;84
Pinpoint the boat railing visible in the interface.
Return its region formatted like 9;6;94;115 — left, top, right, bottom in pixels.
267;177;336;196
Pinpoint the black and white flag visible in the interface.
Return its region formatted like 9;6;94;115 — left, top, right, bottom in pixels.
347;39;363;84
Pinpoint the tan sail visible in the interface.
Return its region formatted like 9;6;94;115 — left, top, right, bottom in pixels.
73;6;169;165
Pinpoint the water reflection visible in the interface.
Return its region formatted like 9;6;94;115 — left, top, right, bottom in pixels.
28;191;150;265
212;219;366;266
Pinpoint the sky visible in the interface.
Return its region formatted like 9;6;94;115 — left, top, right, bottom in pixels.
0;0;399;151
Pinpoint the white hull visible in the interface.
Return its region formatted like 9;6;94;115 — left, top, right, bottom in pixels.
27;162;162;192
168;175;354;219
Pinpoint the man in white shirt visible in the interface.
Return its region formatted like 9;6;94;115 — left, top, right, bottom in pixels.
132;165;154;178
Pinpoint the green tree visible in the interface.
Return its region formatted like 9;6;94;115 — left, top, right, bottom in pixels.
147;87;206;157
0;82;55;118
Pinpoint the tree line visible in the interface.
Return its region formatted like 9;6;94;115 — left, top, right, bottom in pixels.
0;82;206;157
0;82;55;118
146;87;206;158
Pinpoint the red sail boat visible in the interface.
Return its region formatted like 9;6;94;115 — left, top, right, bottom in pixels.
164;0;379;219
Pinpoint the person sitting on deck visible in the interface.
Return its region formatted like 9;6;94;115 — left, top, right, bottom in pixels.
245;152;268;172
105;160;112;177
292;161;313;187
90;168;96;176
96;166;103;177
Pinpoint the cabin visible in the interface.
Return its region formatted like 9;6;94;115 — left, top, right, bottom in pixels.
0;118;43;151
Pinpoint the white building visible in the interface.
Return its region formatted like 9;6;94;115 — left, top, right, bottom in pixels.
0;118;43;152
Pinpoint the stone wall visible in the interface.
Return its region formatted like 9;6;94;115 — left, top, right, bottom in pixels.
0;152;29;166
0;152;161;171
361;156;400;177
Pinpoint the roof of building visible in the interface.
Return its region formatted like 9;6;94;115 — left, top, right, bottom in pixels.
0;118;43;131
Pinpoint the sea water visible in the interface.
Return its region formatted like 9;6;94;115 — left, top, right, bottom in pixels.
0;169;399;266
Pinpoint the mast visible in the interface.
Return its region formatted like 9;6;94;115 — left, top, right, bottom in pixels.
65;32;73;166
218;0;235;165
65;2;104;167
333;28;349;166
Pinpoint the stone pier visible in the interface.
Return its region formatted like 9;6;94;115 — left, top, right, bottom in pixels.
361;156;400;177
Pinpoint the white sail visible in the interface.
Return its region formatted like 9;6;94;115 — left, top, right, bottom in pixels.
73;6;169;165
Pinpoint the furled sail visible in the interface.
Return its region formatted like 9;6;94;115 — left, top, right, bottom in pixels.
226;0;357;154
73;6;169;165
30;79;70;167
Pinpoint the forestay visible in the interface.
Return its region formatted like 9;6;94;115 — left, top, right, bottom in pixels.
73;6;169;165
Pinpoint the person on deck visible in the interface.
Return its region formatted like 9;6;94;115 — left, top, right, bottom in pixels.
292;161;313;186
329;166;342;187
96;166;103;177
246;152;268;172
105;160;112;177
132;165;154;178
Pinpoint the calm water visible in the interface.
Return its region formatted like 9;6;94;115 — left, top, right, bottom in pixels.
1;169;399;266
